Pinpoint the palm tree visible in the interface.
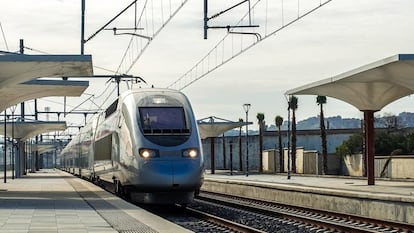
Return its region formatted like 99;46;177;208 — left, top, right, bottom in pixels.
317;95;328;175
257;113;265;172
289;96;298;173
238;118;244;171
275;115;284;173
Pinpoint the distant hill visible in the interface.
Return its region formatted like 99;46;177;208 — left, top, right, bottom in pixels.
264;115;362;131
295;115;362;130
224;112;414;136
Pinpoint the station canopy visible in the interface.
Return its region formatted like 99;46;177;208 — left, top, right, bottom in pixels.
0;54;93;112
0;121;66;140
285;54;414;111
285;54;414;186
1;79;89;112
197;116;252;139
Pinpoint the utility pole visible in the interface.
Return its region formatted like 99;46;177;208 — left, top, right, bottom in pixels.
20;39;25;122
16;39;25;178
35;99;39;171
3;110;6;183
81;0;85;54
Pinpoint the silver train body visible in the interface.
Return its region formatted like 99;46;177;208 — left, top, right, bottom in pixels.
59;88;204;204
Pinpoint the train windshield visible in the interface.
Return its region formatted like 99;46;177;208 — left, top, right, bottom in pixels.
139;107;190;146
140;107;186;130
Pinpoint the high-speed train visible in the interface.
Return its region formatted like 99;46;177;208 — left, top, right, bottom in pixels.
59;88;204;204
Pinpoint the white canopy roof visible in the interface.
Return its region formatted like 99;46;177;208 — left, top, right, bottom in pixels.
197;116;251;139
0;54;93;111
285;54;414;111
0;79;89;112
0;54;92;87
0;121;66;140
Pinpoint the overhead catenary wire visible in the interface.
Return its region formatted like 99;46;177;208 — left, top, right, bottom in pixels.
2;1;190;138
0;22;9;51
168;0;333;90
98;85;118;110
116;0;189;75
24;46;49;55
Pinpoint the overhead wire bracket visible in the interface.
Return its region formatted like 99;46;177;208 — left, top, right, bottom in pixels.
104;27;152;40
204;0;260;40
84;0;140;43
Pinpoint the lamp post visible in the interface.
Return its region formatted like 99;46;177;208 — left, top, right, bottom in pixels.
243;103;251;177
287;102;291;180
4;109;7;183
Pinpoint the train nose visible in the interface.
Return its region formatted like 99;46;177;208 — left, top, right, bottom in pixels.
172;161;201;189
141;160;201;190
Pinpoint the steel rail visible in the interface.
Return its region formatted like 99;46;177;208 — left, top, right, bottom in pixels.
180;204;266;233
198;192;414;233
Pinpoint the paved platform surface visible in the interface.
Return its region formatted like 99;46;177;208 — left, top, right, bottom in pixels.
0;169;192;233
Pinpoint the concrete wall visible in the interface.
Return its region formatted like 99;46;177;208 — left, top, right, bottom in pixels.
376;155;414;179
283;147;305;174
343;153;364;177
202;131;347;174
262;149;277;173
202;134;344;174
342;154;414;179
303;150;322;174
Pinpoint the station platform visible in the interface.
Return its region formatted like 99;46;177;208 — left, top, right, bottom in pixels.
0;169;192;233
203;171;414;225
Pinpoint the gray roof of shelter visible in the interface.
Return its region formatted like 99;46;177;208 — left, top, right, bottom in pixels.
0;54;93;111
0;121;66;140
197;116;252;139
285;54;414;111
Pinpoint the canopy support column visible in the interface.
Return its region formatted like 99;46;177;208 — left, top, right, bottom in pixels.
15;139;24;178
210;137;215;174
364;110;375;185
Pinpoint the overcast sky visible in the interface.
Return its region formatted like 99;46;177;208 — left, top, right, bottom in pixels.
1;0;414;131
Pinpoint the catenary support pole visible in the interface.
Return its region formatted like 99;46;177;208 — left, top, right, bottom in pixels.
210;137;215;174
81;0;85;54
3;110;6;183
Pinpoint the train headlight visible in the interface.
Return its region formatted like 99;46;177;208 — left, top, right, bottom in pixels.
139;148;159;158
182;148;198;158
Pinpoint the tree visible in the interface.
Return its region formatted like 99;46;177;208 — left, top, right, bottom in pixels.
275;115;284;173
317;95;328;175
238;118;243;171
375;131;406;155
406;133;414;153
289;96;298;173
335;133;364;156
257;113;265;172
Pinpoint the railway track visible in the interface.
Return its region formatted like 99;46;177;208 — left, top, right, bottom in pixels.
103;181;413;232
182;206;266;233
141;197;321;232
194;191;414;233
